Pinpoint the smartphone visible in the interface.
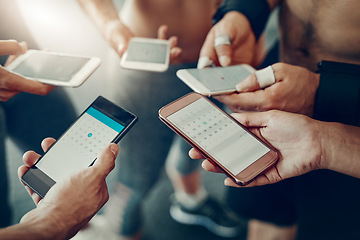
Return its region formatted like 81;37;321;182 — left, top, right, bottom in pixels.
159;93;278;186
6;49;101;87
176;65;255;96
120;37;170;72
21;96;137;197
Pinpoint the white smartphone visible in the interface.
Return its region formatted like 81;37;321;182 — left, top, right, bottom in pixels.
159;92;278;186
176;65;255;96
21;96;137;197
120;37;170;72
6;49;101;87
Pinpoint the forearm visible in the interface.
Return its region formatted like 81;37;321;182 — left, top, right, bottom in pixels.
77;0;124;40
319;121;360;178
0;216;65;240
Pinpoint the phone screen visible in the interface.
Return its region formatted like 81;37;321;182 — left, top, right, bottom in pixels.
36;106;125;182
166;97;270;175
126;41;168;64
186;66;253;92
12;52;90;82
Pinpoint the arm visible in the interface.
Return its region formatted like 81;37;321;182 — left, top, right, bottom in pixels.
0;138;119;240
319;121;360;179
77;0;133;56
0;217;61;240
77;0;182;60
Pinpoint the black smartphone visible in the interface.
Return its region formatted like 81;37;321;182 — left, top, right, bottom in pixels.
159;93;278;186
22;96;137;197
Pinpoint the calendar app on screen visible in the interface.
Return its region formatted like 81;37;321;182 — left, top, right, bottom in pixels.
36;107;124;182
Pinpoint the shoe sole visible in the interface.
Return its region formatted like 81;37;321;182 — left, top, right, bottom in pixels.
169;204;240;238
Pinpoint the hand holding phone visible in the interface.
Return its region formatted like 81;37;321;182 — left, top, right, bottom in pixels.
159;93;278;186
21;96;137;197
176;65;255;96
120;37;170;72
6;50;101;87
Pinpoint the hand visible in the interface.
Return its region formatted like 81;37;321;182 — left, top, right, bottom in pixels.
215;63;320;116
105;22;182;62
189;110;323;187
0;40;55;101
18;137;119;239
198;11;257;69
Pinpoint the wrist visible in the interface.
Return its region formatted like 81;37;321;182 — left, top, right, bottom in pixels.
103;19;124;41
316;121;331;170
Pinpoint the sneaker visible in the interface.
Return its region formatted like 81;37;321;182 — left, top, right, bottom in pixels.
169;195;246;238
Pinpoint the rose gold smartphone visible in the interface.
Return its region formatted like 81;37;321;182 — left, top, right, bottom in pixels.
159;92;278;186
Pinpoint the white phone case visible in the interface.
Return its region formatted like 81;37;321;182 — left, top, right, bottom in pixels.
6;49;101;87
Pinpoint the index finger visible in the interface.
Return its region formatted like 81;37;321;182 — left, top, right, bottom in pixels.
0;40;27;56
214;34;232;67
198;31;218;69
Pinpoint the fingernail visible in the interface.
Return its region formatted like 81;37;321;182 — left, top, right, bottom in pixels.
109;144;118;156
235;83;243;92
19;41;27;53
197;56;214;69
219;56;231;66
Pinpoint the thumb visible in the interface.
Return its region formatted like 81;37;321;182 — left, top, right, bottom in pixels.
92;143;119;177
0;40;27;56
231;112;270;128
236;73;260;92
236;65;276;92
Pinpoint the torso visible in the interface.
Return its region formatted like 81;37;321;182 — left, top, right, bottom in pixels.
119;0;222;63
279;0;360;71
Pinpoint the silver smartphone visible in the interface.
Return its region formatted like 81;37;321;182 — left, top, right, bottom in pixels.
120;37;170;72
159;92;278;186
176;65;255;96
6;49;101;87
